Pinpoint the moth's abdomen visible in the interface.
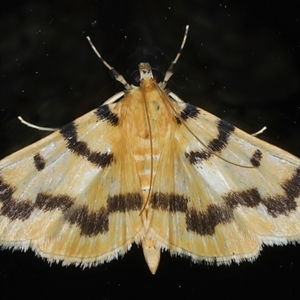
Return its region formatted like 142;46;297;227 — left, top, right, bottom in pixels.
133;138;160;201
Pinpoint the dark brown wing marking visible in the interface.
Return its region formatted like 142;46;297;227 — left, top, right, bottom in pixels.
60;122;113;168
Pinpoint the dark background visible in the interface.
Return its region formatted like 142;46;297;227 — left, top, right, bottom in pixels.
1;1;300;299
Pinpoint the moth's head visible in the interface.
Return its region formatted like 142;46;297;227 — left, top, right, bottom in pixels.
131;63;162;86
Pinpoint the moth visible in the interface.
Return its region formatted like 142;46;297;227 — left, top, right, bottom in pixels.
1;25;300;274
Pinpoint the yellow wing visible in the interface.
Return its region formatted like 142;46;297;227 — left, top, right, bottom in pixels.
0;100;144;266
148;95;300;264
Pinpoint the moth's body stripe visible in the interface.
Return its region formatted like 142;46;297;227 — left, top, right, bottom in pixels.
133;154;159;161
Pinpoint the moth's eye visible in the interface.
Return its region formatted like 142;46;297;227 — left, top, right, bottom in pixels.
151;68;162;83
130;68;162;86
130;70;141;86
